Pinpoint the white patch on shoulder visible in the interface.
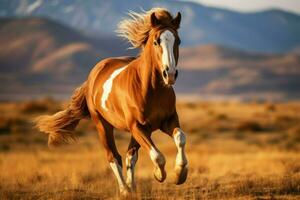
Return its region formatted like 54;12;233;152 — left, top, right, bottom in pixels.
160;30;176;73
101;65;127;111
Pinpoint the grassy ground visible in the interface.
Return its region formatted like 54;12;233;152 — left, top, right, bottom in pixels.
0;99;300;199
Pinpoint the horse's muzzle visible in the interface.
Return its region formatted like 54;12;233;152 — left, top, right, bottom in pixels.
163;69;178;85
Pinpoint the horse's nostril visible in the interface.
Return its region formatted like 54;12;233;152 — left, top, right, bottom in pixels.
163;70;168;78
175;70;178;79
166;66;169;71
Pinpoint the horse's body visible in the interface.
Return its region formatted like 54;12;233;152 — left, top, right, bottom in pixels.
87;56;176;132
36;8;188;196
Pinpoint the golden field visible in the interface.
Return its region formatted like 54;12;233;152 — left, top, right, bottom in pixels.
0;98;300;199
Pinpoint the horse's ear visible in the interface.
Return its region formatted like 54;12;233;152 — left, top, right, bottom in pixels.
150;12;160;27
172;12;181;29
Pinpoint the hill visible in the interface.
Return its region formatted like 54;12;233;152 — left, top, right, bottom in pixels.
0;17;134;99
177;45;300;100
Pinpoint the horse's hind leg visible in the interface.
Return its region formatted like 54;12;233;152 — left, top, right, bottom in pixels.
161;113;188;185
91;112;130;195
126;137;140;191
131;123;166;183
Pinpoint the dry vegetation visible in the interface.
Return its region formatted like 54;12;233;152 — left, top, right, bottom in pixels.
0;98;300;199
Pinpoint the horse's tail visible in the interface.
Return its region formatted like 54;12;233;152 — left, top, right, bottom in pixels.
35;82;90;146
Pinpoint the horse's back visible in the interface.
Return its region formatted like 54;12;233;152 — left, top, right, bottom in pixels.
87;56;135;90
90;56;135;77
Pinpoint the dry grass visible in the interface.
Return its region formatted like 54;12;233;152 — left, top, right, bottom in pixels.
0;100;300;199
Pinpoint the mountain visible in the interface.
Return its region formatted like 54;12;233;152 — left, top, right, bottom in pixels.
1;0;300;53
177;45;300;100
0;17;299;101
0;17;135;100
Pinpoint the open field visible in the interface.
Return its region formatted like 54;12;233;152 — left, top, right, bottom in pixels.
0;99;300;199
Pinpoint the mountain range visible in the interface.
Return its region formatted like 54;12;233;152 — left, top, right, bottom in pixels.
0;17;299;101
1;0;300;53
178;45;300;100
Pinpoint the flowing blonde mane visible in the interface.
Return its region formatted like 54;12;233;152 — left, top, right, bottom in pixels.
116;8;173;49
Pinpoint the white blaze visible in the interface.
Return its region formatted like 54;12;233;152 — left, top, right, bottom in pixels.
101;66;127;111
160;30;176;73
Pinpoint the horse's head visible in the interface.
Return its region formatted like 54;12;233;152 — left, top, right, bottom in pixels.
148;11;181;86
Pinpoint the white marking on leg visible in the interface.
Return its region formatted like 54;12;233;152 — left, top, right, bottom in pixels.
126;152;138;190
160;30;176;73
150;146;166;182
173;129;187;167
110;160;128;194
150;147;165;166
101;65;127;111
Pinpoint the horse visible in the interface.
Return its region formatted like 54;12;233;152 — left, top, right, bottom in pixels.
36;8;188;196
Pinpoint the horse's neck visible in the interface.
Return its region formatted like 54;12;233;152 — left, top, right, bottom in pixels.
137;50;163;97
129;49;175;112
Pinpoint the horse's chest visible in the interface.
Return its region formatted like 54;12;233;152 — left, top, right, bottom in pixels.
143;99;175;128
148;108;166;120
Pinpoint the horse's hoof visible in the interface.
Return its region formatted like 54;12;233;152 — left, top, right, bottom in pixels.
153;166;166;182
119;186;131;197
173;165;188;185
126;182;137;192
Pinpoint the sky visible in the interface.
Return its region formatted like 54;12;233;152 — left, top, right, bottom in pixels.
187;0;300;14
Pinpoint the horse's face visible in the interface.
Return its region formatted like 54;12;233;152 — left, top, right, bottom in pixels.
150;12;181;86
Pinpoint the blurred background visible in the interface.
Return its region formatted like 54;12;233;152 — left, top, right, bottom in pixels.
0;1;300;199
1;0;300;101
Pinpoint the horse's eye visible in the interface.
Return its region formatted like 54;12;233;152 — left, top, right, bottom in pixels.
154;38;160;46
178;38;181;45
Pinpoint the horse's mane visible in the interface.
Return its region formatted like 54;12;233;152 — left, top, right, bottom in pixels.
116;8;173;49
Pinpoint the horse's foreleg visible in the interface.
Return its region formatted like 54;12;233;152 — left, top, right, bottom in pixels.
126;137;140;191
161;114;188;185
91;113;130;196
131;123;166;183
172;128;188;184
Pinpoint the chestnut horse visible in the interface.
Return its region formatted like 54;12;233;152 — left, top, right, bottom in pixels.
36;8;188;195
